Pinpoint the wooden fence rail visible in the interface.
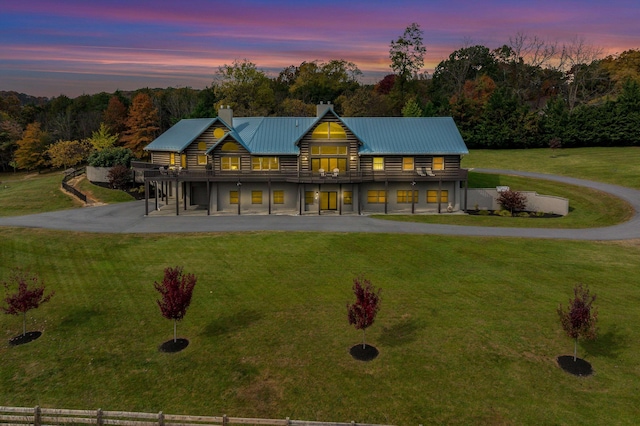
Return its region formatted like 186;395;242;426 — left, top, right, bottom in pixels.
0;406;394;426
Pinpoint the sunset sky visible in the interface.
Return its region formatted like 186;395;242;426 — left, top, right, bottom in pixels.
1;0;638;98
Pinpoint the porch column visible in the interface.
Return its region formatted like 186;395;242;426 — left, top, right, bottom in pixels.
438;178;442;214
411;181;416;214
144;179;149;216
384;180;388;214
176;179;180;216
237;181;242;215
207;180;211;216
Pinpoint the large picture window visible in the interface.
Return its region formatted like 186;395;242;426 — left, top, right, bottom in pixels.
221;156;240;170
367;190;386;204
311;157;347;172
252;157;279;170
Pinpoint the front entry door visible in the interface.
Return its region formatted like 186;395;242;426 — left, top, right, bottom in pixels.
320;191;338;210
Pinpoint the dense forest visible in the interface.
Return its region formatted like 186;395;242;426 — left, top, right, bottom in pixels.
1;25;639;172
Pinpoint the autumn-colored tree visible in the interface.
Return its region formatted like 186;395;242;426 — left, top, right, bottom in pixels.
347;276;381;348
1;269;54;336
122;93;159;158
103;95;128;137
46;139;92;169
497;189;527;216
87;122;119;151
558;283;598;361
154;266;197;342
14;122;51;170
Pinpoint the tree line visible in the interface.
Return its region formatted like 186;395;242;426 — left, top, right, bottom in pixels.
1;24;639;172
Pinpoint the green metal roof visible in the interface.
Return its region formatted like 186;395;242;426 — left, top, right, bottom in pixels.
144;118;216;152
144;113;468;156
342;117;468;155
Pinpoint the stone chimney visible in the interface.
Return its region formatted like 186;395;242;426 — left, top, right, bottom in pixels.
218;105;233;128
316;101;332;117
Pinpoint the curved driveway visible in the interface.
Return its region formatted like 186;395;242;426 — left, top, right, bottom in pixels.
1;169;639;240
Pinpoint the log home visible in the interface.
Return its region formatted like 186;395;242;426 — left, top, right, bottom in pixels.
139;103;469;215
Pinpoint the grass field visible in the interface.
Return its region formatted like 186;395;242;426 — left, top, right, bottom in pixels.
1;148;639;425
462;146;640;190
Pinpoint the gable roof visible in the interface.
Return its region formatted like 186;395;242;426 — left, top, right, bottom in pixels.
144;112;468;156
144;118;216;152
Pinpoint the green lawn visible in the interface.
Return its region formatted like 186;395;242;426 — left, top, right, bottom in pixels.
462;146;640;190
1;148;640;424
1;230;639;425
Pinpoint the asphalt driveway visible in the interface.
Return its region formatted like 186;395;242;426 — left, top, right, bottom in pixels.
1;169;639;240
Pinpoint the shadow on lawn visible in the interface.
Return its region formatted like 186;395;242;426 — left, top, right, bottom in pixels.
582;324;629;359
378;317;423;347
58;307;103;329
201;309;263;337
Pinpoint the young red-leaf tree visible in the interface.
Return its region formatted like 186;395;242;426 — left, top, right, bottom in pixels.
347;276;381;349
497;189;527;216
154;266;197;342
557;283;598;361
1;269;54;336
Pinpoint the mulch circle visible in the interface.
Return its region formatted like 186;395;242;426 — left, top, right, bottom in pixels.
350;344;379;361
557;355;593;376
158;338;189;353
9;331;42;346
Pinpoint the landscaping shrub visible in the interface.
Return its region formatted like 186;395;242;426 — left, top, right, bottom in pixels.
107;164;132;190
87;147;134;167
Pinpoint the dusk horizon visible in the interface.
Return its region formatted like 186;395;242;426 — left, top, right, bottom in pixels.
1;0;638;98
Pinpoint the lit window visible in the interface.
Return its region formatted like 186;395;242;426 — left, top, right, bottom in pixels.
397;190;418;203
273;190;284;204
170;153;175;166
197;155;207;165
433;157;444;170
367;190;386;204
427;190;448;203
305;191;314;205
343;191;352;205
198;142;207;151
251;191;262;204
311;158;347;172
221;157;240;170
312;122;347;139
181;154;187;168
403;157;414;171
373;157;384;171
311;145;347;155
221;142;239;151
213;128;225;139
252;157;279;170
230;191;238;204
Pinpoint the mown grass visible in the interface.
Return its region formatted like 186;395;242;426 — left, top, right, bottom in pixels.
0;171;81;216
1;230;639;425
378;171;634;228
461;146;640;189
0;172;134;216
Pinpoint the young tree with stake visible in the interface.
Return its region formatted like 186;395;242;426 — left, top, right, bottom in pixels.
1;269;54;336
154;266;197;343
557;283;598;361
347;276;381;349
